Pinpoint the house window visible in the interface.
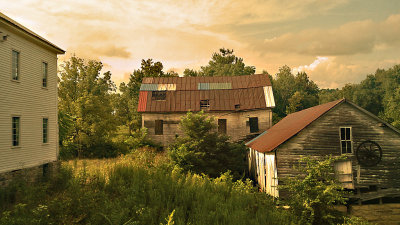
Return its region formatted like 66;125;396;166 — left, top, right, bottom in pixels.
235;104;240;109
155;120;163;135
43;118;48;143
200;100;210;110
12;50;20;80
42;62;48;87
249;117;259;133
218;119;227;134
152;91;166;100
340;127;352;154
12;117;20;146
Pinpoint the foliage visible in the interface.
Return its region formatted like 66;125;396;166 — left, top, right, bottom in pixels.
183;48;255;77
281;156;348;225
271;66;319;121
168;111;247;179
319;64;400;129
0;150;295;225
116;59;178;135
58;56;118;158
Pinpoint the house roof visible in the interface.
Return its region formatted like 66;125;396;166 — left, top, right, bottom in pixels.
246;98;400;153
0;12;65;54
138;74;275;112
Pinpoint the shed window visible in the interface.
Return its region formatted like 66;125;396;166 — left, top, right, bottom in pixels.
155;120;163;135
340;127;352;154
249;117;259;133
12;50;19;80
218;119;227;134
152;91;166;100
200;100;210;110
43;118;48;143
42;62;48;87
12;117;20;146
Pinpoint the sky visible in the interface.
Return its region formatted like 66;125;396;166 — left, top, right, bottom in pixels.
1;0;400;88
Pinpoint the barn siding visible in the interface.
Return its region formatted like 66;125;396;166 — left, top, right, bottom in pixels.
275;102;400;189
143;109;272;146
0;21;60;173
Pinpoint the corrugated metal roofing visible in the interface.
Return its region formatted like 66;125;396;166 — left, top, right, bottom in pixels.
246;99;345;153
138;74;274;112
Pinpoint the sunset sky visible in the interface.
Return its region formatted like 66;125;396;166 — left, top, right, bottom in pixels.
1;0;400;88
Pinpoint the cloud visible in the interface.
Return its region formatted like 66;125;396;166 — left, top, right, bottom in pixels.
258;14;400;55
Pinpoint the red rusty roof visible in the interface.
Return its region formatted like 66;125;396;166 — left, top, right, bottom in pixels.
138;74;274;112
246;99;345;153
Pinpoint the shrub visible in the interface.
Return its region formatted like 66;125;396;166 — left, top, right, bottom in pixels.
168;111;247;179
280;156;348;225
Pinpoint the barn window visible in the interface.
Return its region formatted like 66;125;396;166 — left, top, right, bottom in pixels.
12;50;20;80
42;62;48;87
249;117;259;133
155;120;163;135
218;119;227;134
12;117;20;146
200;100;210;110
152;91;166;100
340;127;352;154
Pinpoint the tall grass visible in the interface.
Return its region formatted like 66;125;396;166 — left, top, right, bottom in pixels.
0;148;294;225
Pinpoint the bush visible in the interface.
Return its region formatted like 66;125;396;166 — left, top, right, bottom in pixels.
281;156;348;225
168;111;247;179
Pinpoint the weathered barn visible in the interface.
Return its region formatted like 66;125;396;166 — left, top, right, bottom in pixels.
247;99;400;201
138;74;275;146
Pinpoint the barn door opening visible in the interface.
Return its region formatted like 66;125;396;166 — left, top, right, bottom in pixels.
334;160;354;189
218;119;227;134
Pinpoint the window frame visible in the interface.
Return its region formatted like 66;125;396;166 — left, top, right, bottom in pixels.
43;118;49;144
42;61;48;88
12;116;20;147
339;127;353;154
200;99;210;110
218;119;227;134
11;50;20;81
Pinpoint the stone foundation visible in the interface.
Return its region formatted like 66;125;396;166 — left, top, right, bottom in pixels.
0;161;60;188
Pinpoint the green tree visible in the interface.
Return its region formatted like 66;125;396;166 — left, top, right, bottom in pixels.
116;59;178;135
58;56;117;158
382;87;400;129
281;156;348;225
168;111;247;179
183;48;255;77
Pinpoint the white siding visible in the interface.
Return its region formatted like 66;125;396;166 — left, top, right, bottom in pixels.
250;148;279;197
0;22;59;173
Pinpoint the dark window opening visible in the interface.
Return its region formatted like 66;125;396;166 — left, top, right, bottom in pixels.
12;117;20;146
152;91;166;100
200;100;210;110
340;127;352;154
218;119;227;134
42;62;48;87
235;104;240;109
249;117;259;133
43;118;48;143
155;120;163;135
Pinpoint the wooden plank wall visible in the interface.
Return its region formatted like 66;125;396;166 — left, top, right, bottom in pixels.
275;102;400;189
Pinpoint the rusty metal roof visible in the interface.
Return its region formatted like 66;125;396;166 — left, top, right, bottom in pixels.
138;74;274;112
246;99;345;153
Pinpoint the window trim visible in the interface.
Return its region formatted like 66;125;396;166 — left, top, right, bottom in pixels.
42;117;49;144
11;49;20;81
339;126;353;154
12;116;21;147
42;61;48;88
